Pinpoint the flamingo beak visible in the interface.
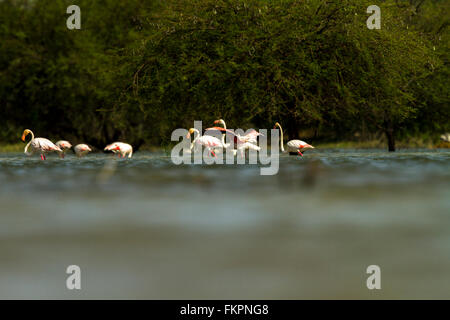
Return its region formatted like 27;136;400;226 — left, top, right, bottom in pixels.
21;130;30;141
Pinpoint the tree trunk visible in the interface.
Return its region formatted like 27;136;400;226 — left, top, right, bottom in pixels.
383;116;396;152
384;128;396;152
286;116;299;141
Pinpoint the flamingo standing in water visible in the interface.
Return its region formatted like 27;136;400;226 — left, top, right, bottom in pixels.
213;119;262;144
21;129;62;160
55;140;72;158
205;123;261;158
74;144;92;157
187;128;229;157
274;122;314;156
104;142;133;158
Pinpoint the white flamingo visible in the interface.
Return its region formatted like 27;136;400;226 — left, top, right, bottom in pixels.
55;140;72;158
204;125;260;158
187;128;230;157
104;142;133;158
274;122;314;156
74;144;92;157
21;129;62;160
213;119;262;144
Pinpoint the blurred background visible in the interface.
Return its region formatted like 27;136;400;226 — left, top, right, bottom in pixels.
0;0;448;151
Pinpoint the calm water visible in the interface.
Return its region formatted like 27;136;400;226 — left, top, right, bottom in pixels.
0;149;449;299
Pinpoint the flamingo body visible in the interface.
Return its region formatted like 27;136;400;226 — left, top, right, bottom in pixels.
74;144;92;157
188;128;227;157
56;140;72;158
286;140;314;154
104;142;133;158
56;140;72;150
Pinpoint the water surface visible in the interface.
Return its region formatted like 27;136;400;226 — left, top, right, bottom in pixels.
0;149;449;299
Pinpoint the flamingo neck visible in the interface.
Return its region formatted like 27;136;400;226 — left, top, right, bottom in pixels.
24;131;35;155
276;124;285;152
192;129;200;144
221;120;227;130
221;132;230;149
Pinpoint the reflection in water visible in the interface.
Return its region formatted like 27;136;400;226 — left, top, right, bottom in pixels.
0;150;449;299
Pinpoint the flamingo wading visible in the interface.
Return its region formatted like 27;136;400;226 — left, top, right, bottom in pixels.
274;122;314;156
74;144;92;157
21;129;62;160
206;119;262;158
213;119;262;144
55;140;72;158
104;142;133;158
187;128;229;157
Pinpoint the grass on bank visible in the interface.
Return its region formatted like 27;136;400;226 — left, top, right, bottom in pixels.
314;137;446;149
0;143;24;152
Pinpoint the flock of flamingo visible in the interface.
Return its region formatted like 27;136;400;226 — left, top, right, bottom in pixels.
20;120;314;160
21;129;132;160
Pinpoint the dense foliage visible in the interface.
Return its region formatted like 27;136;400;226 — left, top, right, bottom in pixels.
0;0;448;150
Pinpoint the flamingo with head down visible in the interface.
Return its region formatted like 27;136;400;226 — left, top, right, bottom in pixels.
55;140;72;158
274;122;314;156
104;142;133;158
74;144;92;157
21;129;62;160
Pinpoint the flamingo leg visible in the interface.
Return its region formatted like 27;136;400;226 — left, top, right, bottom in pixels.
210;150;216;158
298;150;303;157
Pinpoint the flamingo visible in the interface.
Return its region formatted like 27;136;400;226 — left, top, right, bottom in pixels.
274;122;314;156
104;142;133;158
55;140;72;158
21;129;62;160
74;144;92;157
187;128;229;157
213;119;262;144
204;125;260;158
